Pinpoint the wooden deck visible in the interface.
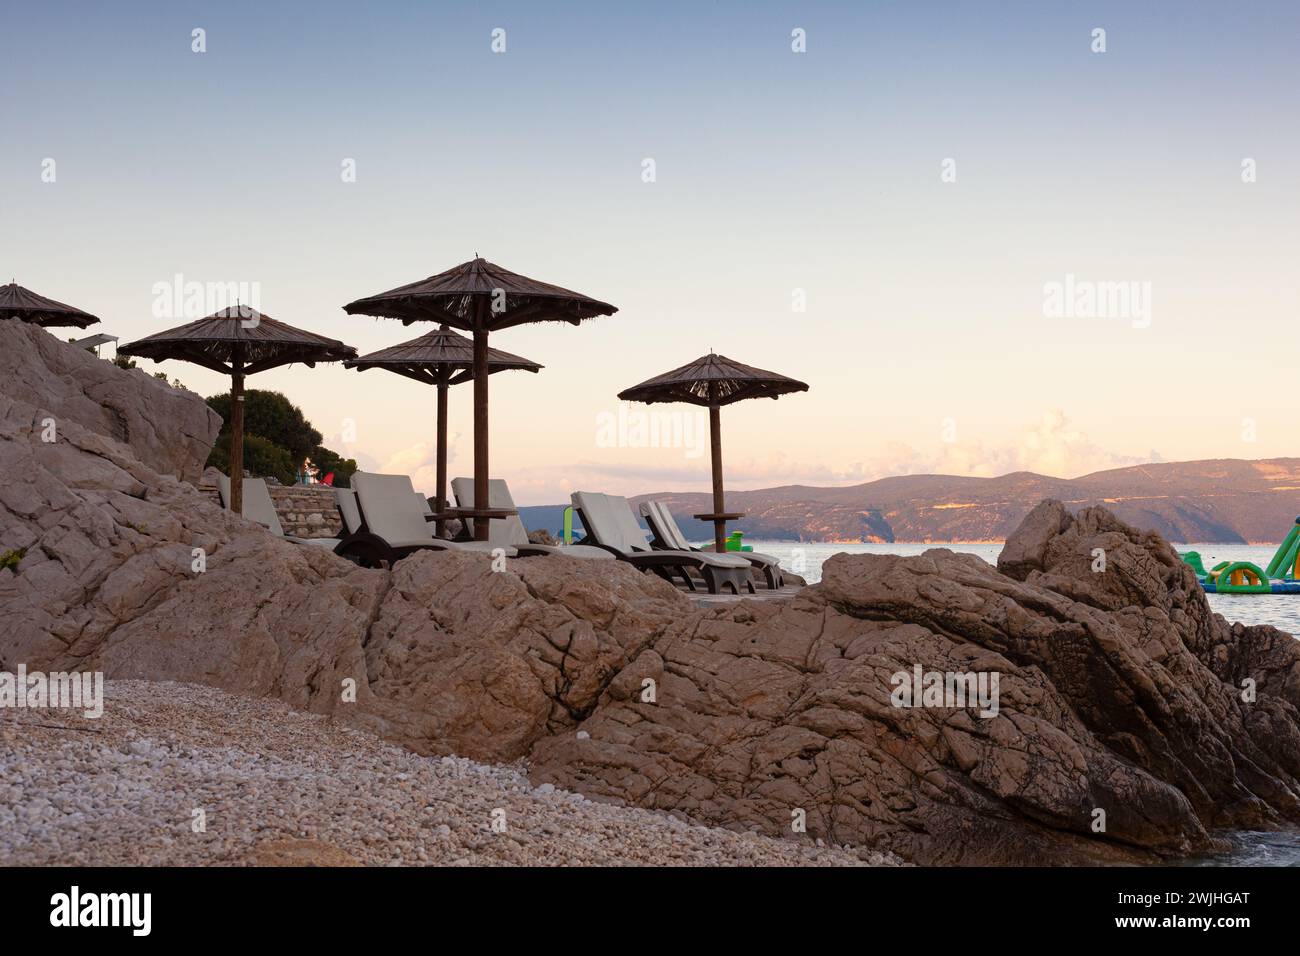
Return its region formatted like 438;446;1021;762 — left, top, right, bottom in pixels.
686;583;805;608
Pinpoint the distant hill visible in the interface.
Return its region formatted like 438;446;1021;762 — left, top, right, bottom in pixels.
519;458;1300;545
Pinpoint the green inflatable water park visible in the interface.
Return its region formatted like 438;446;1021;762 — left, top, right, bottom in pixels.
1182;517;1300;594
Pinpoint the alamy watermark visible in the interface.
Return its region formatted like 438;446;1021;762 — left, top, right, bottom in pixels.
50;886;150;936
0;664;104;718
151;273;261;323
596;404;706;458
890;665;1000;718
1042;273;1151;329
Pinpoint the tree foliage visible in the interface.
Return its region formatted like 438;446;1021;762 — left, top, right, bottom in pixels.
206;390;321;464
205;389;352;486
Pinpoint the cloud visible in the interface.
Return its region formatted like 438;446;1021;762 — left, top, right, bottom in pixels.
1013;408;1147;478
378;431;466;496
873;409;1161;481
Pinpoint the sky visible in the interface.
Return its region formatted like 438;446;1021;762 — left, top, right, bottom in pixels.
3;1;1298;504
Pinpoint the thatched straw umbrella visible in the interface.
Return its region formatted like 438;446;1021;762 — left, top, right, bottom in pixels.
118;308;356;514
344;257;616;541
0;281;100;328
345;325;542;536
618;353;808;555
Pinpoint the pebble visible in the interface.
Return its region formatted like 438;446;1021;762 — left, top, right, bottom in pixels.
1;680;902;868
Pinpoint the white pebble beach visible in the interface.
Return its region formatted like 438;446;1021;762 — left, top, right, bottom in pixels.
0;680;901;867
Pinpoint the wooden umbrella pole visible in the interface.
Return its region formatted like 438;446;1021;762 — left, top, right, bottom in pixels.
709;402;726;555
472;298;490;542
435;372;449;538
229;349;245;515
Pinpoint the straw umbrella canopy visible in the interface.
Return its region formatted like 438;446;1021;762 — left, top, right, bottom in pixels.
618;353;809;554
345;325;542;535
344;257;616;540
0;281;100;328
118;307;356;514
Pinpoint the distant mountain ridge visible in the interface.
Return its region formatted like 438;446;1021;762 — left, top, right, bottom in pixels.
519;458;1300;545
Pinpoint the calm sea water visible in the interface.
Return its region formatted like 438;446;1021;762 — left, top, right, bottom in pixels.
740;539;1300;865
742;540;1300;634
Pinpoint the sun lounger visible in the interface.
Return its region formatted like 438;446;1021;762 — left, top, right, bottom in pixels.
335;471;515;566
570;491;753;594
451;478;614;560
217;474;341;549
336;487;362;535
640;499;785;589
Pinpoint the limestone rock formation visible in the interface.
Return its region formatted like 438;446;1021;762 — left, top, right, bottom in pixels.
526;513;1300;864
4;321;1300;866
0;318;220;482
0;320;687;750
348;550;689;762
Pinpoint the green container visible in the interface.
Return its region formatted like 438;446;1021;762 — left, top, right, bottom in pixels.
725;531;752;553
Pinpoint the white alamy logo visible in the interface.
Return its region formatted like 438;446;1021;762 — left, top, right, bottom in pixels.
151;273;262;322
596;404;706;459
1042;273;1151;329
0;664;104;718
890;665;1000;718
50;886;151;936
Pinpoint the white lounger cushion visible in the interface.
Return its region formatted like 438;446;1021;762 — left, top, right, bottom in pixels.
352;472;453;548
573;492;749;568
218;474;285;536
351;472;515;555
613;494;749;568
443;540;514;554
572;492;632;551
642;500;781;566
451;477;524;549
336;488;362;535
641;500;689;550
521;542;615;559
607;494;657;552
452;477;613;560
296;536;341;548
